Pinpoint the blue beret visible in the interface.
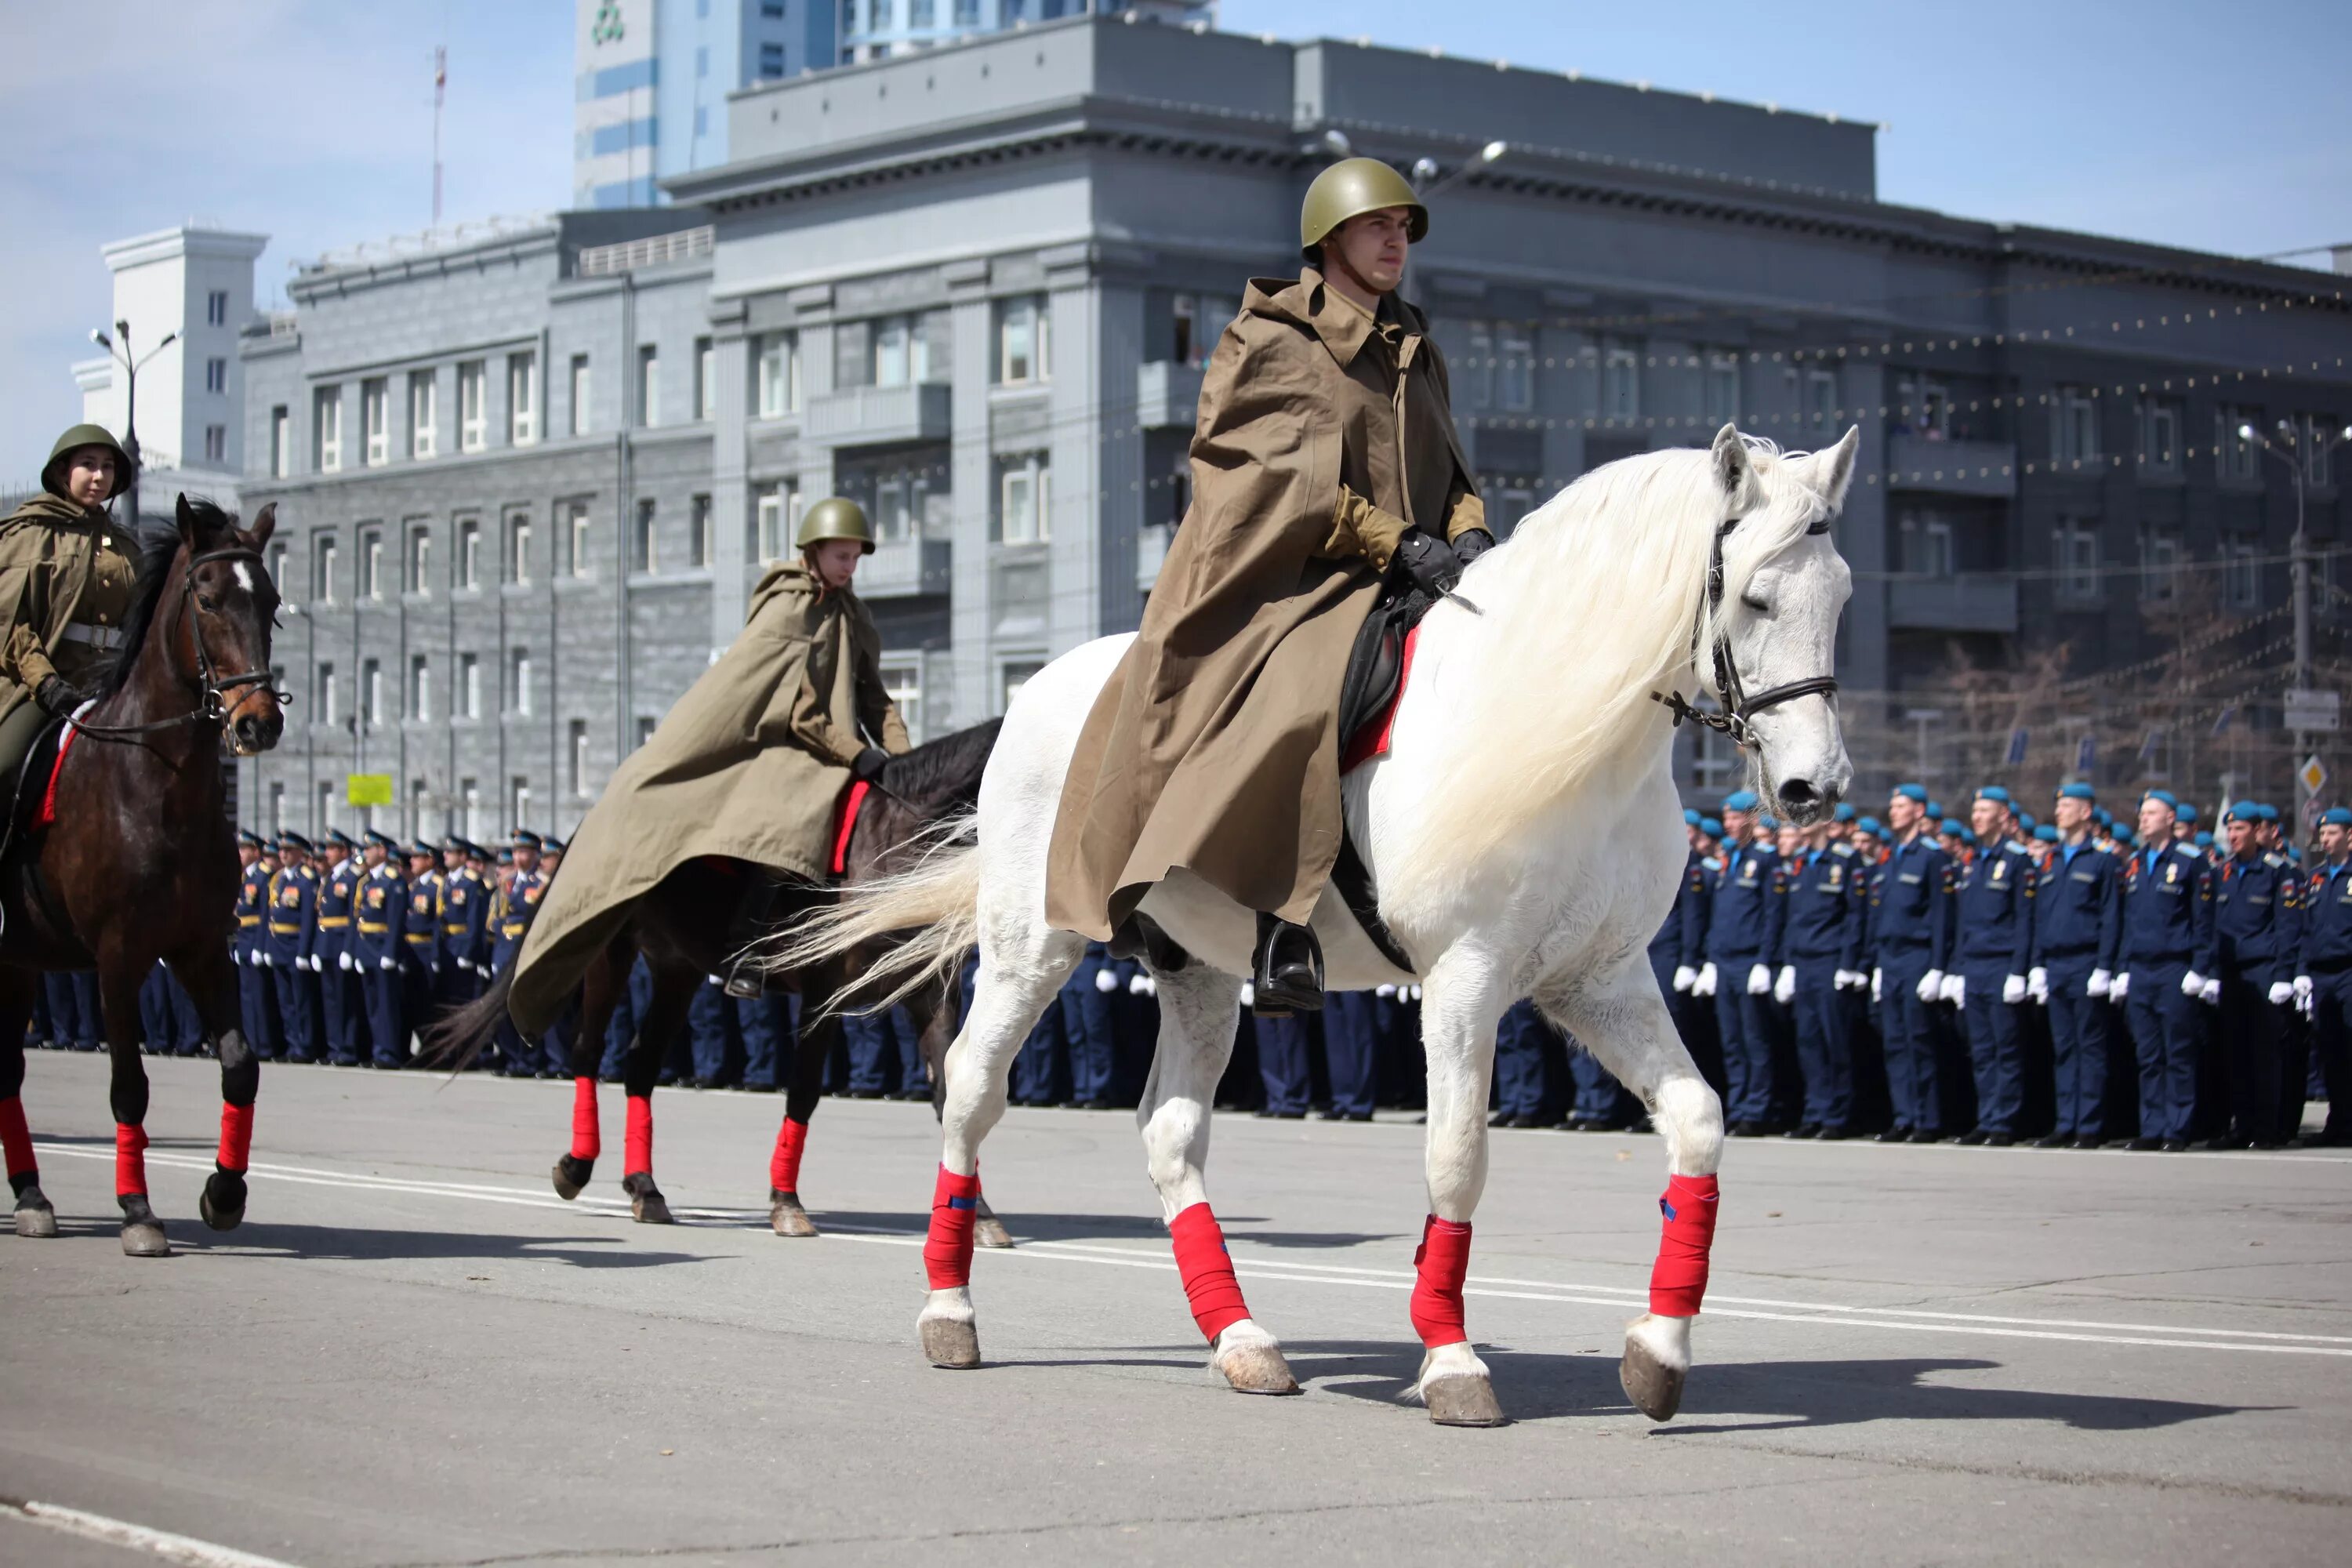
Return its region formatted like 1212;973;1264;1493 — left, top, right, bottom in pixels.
2176;803;2199;824
2114;826;2136;846
1700;817;1724;838
2017;812;2038;831
1683;808;1702;827
2092;805;2112;825
1856;815;1882;835
2259;803;2282;822
2194;830;2215;847
1976;786;2011;806
2225;802;2257;825
2323;808;2352;828
1938;818;1965;837
2144;789;2179;811
1960;828;1979;845
1722;790;1760;812
1926;800;1946;818
1894;783;1927;803
1757;815;1780;831
1833;802;1857;822
2057;782;2096;802
2033;823;2059;842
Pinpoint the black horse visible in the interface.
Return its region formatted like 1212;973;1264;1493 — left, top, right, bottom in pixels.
0;495;284;1254
428;718;1009;1243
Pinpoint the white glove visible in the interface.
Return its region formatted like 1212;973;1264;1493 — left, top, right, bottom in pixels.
2110;971;2129;1000
1671;965;1696;994
1917;968;1945;1003
1131;972;1156;997
2181;969;2206;998
2002;974;2027;1006
2198;976;2221;1005
310;955;324;973
1773;966;1795;1004
1693;962;1719;997
1747;963;1773;996
339;950;354;971
478;963;492;979
1094;967;1119;994
2087;967;2111;999
1239;981;1255;1007
1871;967;1882;1003
2027;967;2049;1004
2267;981;2296;1006
2295;974;2314;1004
256;952;273;968
1407;985;1423;1001
379;956;397;971
1374;983;1397;999
1833;969;1860;990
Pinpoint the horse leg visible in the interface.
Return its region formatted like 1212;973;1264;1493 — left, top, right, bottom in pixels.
920;927;1080;1370
554;942;626;1201
766;963;833;1239
171;940;258;1232
1410;956;1510;1425
1137;960;1297;1395
904;975;1009;1248
98;958;169;1257
0;971;56;1236
618;962;695;1224
1541;964;1726;1423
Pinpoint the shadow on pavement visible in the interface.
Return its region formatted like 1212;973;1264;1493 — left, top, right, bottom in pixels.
811;1210;1399;1248
175;1221;709;1269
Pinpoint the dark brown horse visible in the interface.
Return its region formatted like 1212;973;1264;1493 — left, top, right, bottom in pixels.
427;718;1010;1244
1;495;284;1254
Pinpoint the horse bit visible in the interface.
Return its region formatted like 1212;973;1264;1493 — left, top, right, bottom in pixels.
71;546;283;740
1650;514;1839;749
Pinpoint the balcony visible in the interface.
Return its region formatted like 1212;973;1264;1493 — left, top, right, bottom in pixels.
1888;574;2020;634
1137;361;1206;430
804;381;951;446
1886;435;2016;498
857;536;952;599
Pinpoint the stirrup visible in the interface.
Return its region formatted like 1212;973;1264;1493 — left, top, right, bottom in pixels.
1253;913;1326;1014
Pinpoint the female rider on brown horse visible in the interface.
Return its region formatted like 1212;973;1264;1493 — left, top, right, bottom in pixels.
0;425;143;777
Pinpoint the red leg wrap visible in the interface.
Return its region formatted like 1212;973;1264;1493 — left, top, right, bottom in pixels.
216;1102;256;1174
770;1116;808;1194
1650;1173;1721;1317
114;1123;149;1197
570;1077;601;1162
623;1094;652;1176
0;1097;34;1179
922;1164;981;1290
1410;1214;1474;1348
1169;1203;1252;1343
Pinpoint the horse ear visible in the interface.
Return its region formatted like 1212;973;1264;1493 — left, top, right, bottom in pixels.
174;493;198;545
1813;426;1861;511
248;503;278;548
1711;423;1764;514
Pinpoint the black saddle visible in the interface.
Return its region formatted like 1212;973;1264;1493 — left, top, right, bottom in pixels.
1338;586;1433;762
1;717;67;843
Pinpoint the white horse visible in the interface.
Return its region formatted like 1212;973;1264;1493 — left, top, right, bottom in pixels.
779;423;1857;1425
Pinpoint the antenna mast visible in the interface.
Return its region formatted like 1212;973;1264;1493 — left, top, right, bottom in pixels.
432;45;447;225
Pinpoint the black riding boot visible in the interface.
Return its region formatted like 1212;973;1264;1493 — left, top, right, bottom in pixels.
721;875;789;999
1252;912;1326;1014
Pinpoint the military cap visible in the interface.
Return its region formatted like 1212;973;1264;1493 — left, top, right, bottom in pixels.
363;829;398;850
2114;827;2137;848
1926;800;1947;819
323;828;356;848
1856;815;1883;836
511;829;543;851
1757;814;1780;832
2324;808;2352;828
1700;817;1723;839
280;832;314;853
1938;818;1965;837
1833;802;1857;822
1893;783;1928;803
1683;808;1702;827
2194;830;2216;847
2058;782;2096;803
2177;803;2200;824
1722;789;1760;812
1976;786;2012;806
542;836;566;853
1299;157;1427;260
497;847;515;866
2143;789;2179;811
465;839;492;860
2033;823;2060;843
237;829;264;848
407;839;437;858
2017;812;2038;833
2258;803;2282;822
441;834;467;854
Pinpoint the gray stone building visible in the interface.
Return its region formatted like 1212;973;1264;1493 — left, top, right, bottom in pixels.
240;16;2352;840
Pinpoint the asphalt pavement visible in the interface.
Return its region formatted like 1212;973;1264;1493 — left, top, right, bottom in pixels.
4;1051;2349;1566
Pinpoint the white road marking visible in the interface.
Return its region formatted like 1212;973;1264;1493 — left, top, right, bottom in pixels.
2;1498;303;1568
35;1142;2352;1359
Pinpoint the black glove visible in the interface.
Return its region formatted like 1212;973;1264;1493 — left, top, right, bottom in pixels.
34;674;86;718
1389;531;1461;598
1450;528;1496;568
851;746;890;783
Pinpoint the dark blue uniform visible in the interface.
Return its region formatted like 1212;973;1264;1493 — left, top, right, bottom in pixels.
234;859;280;1058
1322;989;1397;1120
2118;840;2216;1143
316;856;362;1064
437;865;492;1010
488;869;547;1074
1650;853;1717;1094
1776;840;1868;1132
2028;837;2122;1140
1952;839;2038;1138
401;866;443;1035
1868;833;1957;1137
354;860;410;1067
2298;856;2352;1144
2212;849;2302;1144
264;862;320;1062
1057;942;1122;1108
1707;840;1784;1128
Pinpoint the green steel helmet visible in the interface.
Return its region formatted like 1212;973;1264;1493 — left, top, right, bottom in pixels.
795;495;875;555
41;423;133;503
1299;158;1428;263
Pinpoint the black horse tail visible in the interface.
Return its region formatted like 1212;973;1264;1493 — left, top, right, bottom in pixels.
423;963;517;1073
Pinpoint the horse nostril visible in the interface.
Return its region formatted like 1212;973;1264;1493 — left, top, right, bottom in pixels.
1780;778;1818;808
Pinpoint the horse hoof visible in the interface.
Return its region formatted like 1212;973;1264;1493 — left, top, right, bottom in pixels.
1214;1338;1301;1396
1621;1338;1686;1422
551;1154;593;1202
121;1221;172;1258
920;1316;981;1369
974;1214;1014;1250
768;1190;818;1238
198;1171;247;1232
629;1186;674;1225
1423;1374;1507;1427
13;1200;58;1239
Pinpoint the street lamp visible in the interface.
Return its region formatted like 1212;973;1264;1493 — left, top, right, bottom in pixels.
2240;417;2352;822
89;318;176;530
1410;140;1508;200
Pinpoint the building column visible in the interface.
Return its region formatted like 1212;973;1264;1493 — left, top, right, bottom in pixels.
791;284;838;518
947;260;994;728
1838;356;1890;767
1044;245;1100;658
709;296;751;651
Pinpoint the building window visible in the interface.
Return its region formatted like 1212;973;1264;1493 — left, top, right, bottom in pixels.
1000;659;1044;714
637;344;659;427
358;378;388;466
757;332;800;417
270;405;290;477
510;777;532;832
360;528;384;601
205;357;227;394
759;42;786;76
1493;486;1536;535
1806;370;1838;436
954;0;978;22
458;361;487;451
2216;405;2260;483
998;454;1050;544
509;649;534;717
1704;350;1740;426
458;652;480;720
315;661;337;726
2053;385;2099;466
361;658;384;726
457;517;481;590
880;659;923;746
2224;538;2260;611
2138;397;2182;477
407;523;432;597
689;494;712;569
1896;508;1955;578
460;779;481;841
408;371;437;459
313;387;342;472
1171;294;1203;368
1461;321;1494;412
507;511;533;585
569;719;591;798
636;715;658;751
997;296;1049;386
632;499;658;575
508;352;536;445
312;533;338;604
203;424;227;464
318;779;337;837
569;354;592;436
755;481;800;561
1893;375;1950;438
1602;338;1640;422
1499;327;1534;412
1690;717;1740;793
565;499;593;579
694;337;714;421
2140;528;2182;604
2053;520;2099;602
2299;413;2340;488
408;655;431;722
206;289;228;327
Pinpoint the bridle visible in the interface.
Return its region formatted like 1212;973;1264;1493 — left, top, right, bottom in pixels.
71;545;283;741
1650;512;1839;749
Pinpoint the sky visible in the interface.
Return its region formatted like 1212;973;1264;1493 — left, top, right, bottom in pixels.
5;0;2346;482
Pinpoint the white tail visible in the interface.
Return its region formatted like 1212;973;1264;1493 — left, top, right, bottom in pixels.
761;813;983;1014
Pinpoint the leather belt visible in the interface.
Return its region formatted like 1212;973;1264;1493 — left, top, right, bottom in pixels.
60;622;125;650
318;916;351;928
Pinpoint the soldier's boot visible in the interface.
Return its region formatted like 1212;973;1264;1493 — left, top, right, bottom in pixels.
721;874;789;1000
1251;913;1326;1015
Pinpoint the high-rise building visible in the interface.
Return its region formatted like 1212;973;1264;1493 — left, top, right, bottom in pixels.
836;0;1210;68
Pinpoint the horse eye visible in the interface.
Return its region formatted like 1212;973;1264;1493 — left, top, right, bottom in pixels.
1740;593;1770;615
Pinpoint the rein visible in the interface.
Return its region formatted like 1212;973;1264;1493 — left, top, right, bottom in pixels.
69;545;281;741
1650;514;1838;749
